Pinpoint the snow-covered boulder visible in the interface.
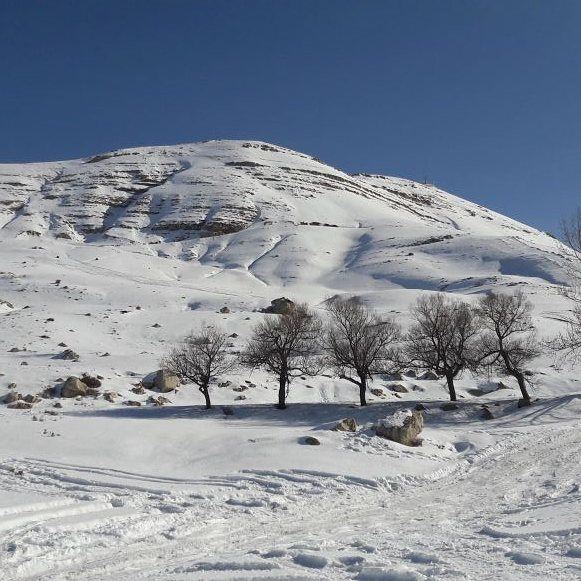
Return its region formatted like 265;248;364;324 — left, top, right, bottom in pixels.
374;409;423;446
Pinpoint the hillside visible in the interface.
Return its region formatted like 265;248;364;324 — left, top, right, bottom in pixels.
0;141;580;580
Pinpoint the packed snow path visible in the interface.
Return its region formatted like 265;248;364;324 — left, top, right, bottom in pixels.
1;407;579;580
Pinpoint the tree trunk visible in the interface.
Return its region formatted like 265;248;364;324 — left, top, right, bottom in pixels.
359;375;367;407
277;372;287;409
514;371;531;402
445;374;457;401
200;385;212;409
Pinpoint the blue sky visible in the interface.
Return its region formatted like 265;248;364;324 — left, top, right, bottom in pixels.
1;0;580;233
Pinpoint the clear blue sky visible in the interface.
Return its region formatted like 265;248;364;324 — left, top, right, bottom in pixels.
1;1;580;234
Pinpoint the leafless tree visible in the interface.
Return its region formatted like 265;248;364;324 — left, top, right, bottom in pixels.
325;297;401;406
240;303;322;409
473;291;540;403
163;325;232;409
549;209;581;361
405;294;478;402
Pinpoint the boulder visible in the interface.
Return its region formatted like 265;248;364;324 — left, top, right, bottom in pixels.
4;391;21;404
387;383;409;393
263;297;295;315
23;394;41;404
8;400;33;410
303;436;321;446
374;410;423;446
143;369;180;393
81;375;102;389
370;388;384;397
333;417;357;432
103;391;118;403
403;369;417;378
418;370;439;380
61;377;87;398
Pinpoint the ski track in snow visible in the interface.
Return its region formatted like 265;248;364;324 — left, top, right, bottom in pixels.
0;423;579;580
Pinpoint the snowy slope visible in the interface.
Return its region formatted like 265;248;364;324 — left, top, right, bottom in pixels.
0;141;580;580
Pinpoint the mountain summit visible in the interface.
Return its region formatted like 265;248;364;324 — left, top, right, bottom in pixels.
0;140;568;293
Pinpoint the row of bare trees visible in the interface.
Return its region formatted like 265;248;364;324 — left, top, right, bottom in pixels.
164;290;541;410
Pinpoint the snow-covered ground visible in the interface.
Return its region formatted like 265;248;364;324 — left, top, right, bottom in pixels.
0;141;580;579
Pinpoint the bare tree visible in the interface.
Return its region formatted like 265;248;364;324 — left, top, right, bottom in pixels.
473;291;540;403
241;303;322;409
549;209;581;361
325;297;401;406
163;325;232;409
405;294;478;402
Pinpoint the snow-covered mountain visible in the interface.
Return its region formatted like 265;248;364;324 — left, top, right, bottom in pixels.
1;141;580;580
0;140;570;296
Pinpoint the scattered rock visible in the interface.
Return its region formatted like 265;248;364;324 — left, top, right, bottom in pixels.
81;375;102;389
8;401;33;410
229;333;238;338
124;400;142;407
418;370;439;380
333;417;357;432
55;349;80;362
219;306;230;314
235;394;247;401
20;362;28;366
441;402;459;411
370;388;384;397
53;402;63;408
58;342;67;347
303;436;321;446
23;394;41;404
147;395;171;406
403;369;417;378
481;406;494;420
374;410;423;446
7;382;17;389
218;380;232;388
61;377;87;398
151;323;162;328
8;347;22;353
4;391;21;404
131;386;145;394
233;385;248;392
103;392;118;403
387;382;409;393
85;388;100;397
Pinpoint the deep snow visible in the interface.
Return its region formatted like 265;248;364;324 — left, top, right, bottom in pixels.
0;141;579;579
